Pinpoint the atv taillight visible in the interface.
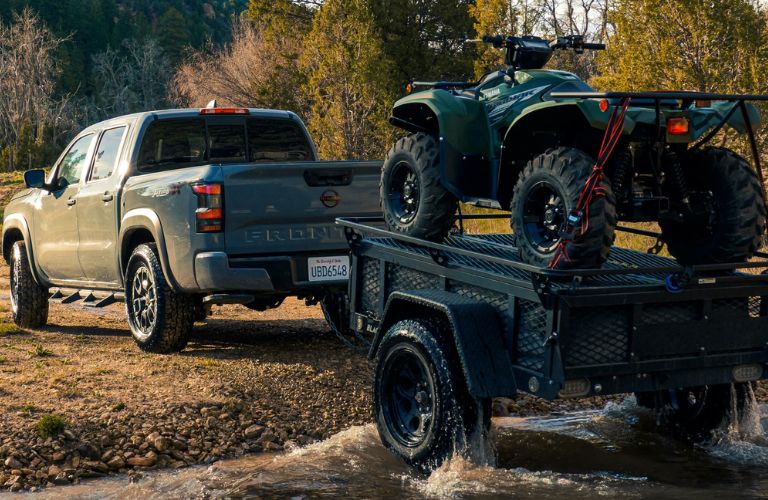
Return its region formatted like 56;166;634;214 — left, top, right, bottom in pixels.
667;117;689;135
192;183;224;232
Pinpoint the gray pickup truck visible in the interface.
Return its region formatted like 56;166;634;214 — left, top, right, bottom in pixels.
2;107;380;352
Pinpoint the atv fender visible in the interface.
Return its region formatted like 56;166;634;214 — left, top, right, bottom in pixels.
370;289;516;398
391;91;496;201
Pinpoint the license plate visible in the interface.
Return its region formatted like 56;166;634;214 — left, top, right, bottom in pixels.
308;255;350;282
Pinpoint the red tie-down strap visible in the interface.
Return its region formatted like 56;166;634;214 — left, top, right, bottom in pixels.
548;98;632;270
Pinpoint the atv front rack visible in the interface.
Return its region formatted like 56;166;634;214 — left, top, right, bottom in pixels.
338;215;768;295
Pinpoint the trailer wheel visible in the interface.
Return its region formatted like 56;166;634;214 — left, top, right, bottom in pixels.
635;383;753;440
374;319;490;471
125;243;194;353
511;147;617;269
9;241;49;328
381;133;457;241
660;147;766;265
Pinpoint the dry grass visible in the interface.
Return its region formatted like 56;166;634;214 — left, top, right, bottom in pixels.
460;204;667;254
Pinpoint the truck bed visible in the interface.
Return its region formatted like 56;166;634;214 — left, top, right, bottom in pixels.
342;217;768;399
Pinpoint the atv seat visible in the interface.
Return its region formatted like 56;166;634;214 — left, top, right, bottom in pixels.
458;71;507;99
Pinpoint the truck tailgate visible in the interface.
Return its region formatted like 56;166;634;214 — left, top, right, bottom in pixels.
223;160;381;256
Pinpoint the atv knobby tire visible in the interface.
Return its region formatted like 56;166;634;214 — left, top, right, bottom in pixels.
10;241;49;328
381;133;457;241
660;147;766;265
511;147;617;269
635;383;753;441
125;243;194;353
374;318;491;471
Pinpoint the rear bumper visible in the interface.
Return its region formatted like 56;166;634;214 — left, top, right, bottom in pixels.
194;251;347;293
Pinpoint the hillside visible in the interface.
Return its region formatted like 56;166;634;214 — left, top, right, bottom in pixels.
0;0;248;96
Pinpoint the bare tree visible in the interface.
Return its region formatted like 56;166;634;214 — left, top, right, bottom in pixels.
0;8;73;170
90;38;172;120
171;18;305;112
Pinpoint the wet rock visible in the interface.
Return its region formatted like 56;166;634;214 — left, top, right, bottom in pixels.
52;452;65;462
153;437;171;453
244;424;265;439
47;465;61;479
83;460;110;474
106;457;125;470
78;443;101;460
126;456;156;467
492;399;510;417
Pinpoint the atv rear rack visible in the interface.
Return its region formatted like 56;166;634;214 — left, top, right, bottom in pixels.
550;91;768;202
338;215;768;295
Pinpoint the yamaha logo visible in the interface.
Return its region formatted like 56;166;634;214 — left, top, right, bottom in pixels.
320;190;341;208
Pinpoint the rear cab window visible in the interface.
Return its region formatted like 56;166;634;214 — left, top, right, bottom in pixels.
137;115;314;172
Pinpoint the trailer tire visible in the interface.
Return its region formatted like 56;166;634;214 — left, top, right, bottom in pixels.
381;133;457;241
660;147;766;265
374;318;491;471
511;147;617;269
125;243;194;353
9;241;48;328
635;383;753;440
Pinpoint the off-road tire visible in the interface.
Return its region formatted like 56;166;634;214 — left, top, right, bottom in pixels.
9;241;48;328
635;383;753;441
511;147;617;269
381;133;457;241
125;243;194;353
374;318;491;471
660;147;766;265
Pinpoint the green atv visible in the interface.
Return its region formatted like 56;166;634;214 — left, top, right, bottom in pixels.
381;35;767;268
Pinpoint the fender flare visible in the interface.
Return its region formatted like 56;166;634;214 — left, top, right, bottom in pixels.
370;290;517;398
119;208;180;291
2;214;45;286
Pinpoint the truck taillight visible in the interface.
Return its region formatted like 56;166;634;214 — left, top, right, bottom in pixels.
192;183;224;233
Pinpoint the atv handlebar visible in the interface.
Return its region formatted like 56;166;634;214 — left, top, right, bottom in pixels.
481;34;604;53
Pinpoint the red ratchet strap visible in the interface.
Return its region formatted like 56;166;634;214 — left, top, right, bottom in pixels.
548;97;632;269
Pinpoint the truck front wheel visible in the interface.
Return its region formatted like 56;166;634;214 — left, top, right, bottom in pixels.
511;147;617;269
381;133;457;241
125;243;194;353
9;241;49;328
374;319;491;471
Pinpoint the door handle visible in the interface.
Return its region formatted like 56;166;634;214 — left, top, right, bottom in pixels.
67;198;76;206
101;193;114;202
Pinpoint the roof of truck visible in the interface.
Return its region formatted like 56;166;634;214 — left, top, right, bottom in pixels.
79;108;300;135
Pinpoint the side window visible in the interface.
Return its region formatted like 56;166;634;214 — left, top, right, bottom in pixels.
247;118;314;162
90;126;127;181
57;134;95;187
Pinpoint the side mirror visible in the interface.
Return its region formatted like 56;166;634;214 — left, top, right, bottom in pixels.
23;169;47;189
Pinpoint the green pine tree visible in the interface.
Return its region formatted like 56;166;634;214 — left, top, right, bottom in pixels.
301;0;396;159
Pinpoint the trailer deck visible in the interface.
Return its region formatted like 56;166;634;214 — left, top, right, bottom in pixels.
341;216;768;400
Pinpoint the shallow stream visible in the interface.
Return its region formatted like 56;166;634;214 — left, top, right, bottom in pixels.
23;397;768;499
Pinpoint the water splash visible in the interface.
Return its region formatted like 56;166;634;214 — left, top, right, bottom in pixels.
706;384;768;466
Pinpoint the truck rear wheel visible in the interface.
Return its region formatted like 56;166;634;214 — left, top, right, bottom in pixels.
511;147;617;269
9;241;48;328
374;319;490;471
635;383;752;440
660;147;766;265
381;133;457;241
125;243;194;353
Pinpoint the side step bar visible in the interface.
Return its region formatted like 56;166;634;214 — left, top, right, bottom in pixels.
49;288;125;308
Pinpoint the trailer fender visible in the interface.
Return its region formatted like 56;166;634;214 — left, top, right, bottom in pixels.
371;290;516;398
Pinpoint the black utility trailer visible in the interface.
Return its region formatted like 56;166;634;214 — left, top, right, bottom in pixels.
339;216;768;469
